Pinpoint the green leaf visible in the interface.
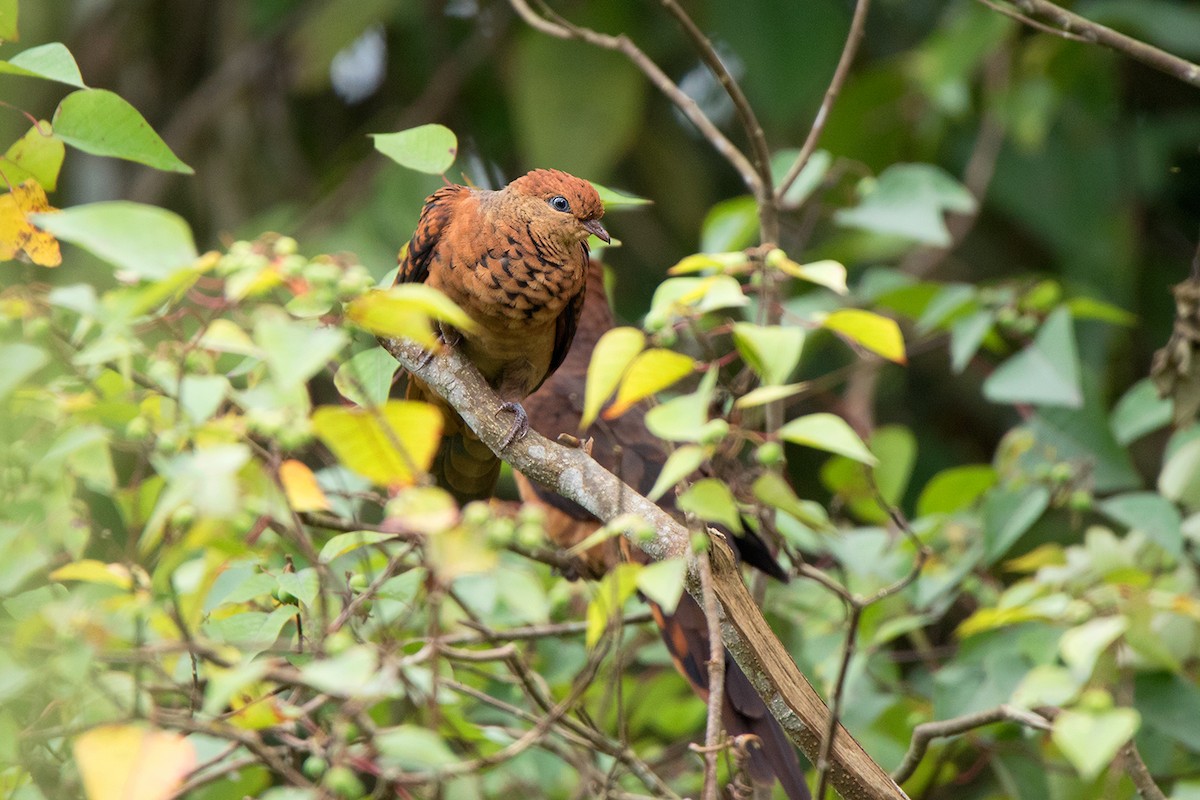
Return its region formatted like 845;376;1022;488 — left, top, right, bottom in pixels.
586;563;640;647
821;309;906;364
1065;295;1136;326
300;647;378;695
1110;378;1172;446
771;148;832;207
591;181;652;208
779;413;877;465
834;163;977;246
376;725;458;770
606;349;694;419
768;253;849;295
982;485;1051;563
0;342;47;402
31;201;198;279
1060;616;1127;680
644;371;717;443
53;89;192;172
734;383;806;409
372;124;457;175
0;122;65;190
732;322;805;385
677;478;743;533
635;558;686;615
334;347;398;408
949;309;995;373
178;374;229;425
983;307;1082;408
1052;707;1139;781
312;401;443;487
1159;436;1200;508
254;316;348;391
700;196;759;252
647;445;706;502
1031;403;1140;494
916;465;996;516
276;569;319;607
318;531;397;564
0;43;84;86
644;275;749;331
582;327;645;428
753;471;833;531
1098;492;1183;556
345;285;476;347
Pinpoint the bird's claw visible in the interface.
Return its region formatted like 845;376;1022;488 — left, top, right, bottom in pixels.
497;401;529;450
414;323;461;370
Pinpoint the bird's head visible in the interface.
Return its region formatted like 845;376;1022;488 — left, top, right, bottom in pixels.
509;169;609;246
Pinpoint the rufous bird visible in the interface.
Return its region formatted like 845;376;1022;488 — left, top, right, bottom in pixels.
514;260;811;800
396;169;608;503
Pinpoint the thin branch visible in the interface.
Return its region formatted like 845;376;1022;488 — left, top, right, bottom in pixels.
506;0;762;195
995;0;1200;87
975;0;1088;41
891;705;1051;784
1121;738;1168;800
814;604;861;800
777;0;872;206
696;544;725;800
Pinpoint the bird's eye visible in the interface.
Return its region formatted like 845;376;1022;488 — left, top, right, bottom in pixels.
548;195;571;213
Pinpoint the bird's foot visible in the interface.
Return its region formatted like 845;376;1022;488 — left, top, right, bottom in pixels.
497;401;529;450
414;324;462;369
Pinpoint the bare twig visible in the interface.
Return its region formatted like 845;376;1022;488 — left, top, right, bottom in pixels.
696;544;725;800
506;0;761;194
777;0;872;206
891;705;1051;784
1121;738;1168;800
989;0;1200;87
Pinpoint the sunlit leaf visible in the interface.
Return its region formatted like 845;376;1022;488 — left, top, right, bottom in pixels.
372;124;457;174
983;307;1081;408
636;558;686;615
1052;707;1139;781
644;367;717;442
334;346;398;409
74;724;195;800
31;201;197;278
605;349;695;420
647;445;706;502
0;43;84;86
834;163;976;246
590;181;652;208
254;315;348;390
582;327;644;428
312;401;442;487
766;250;848;295
753;472;833;531
1061;616;1127;681
318;531;397;564
0;342;47;401
53;89;192;173
677;478;743;533
734;382;806;409
0;180;60;266
644;275;749;331
49;560;134;590
586;563;641;647
0;0;16;42
779;413;877;465
916;464;996;516
0;123;65;190
345;284;475;347
731;322;805;385
668;251;750;276
280;459;331;513
821;309;906;364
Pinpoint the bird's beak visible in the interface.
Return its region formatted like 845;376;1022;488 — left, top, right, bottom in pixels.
583;219;610;244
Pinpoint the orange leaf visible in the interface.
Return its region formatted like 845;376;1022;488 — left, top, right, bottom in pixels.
279;458;331;512
74;724;195;800
0;179;61;266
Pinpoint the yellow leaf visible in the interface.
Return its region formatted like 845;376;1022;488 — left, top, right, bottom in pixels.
582;327;645;428
767;250;848;294
50;559;134;590
74;724;195;800
227;682;288;730
279;459;331;512
426;523;499;581
0;180;61;266
312;400;443;487
667;251;750;275
605;348;695;420
821;309;906;364
345;285;476;347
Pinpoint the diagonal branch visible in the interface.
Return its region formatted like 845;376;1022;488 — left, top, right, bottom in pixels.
989;0;1200;88
380;336;909;800
506;0;762;196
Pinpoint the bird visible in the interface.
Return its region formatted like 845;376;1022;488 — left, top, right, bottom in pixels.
395;169;608;503
514;259;811;800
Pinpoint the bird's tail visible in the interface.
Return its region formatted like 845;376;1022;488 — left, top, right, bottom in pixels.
652;594;810;800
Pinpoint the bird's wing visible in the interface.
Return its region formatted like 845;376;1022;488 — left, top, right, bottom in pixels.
396;184;471;285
